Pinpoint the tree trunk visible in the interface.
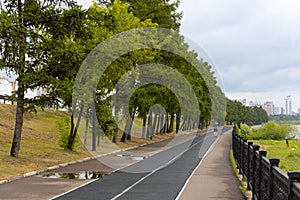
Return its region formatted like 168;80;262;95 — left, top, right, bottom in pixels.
159;114;164;134
152;114;158;135
176;112;181;134
127;109;136;141
84;107;89;146
121;122;129;143
142;115;147;138
67;104;84;150
147;113;153;138
127;107;136;141
10;0;26;157
164;114;169;133
113;129;118;143
197;118;200;129
200;117;205;129
187;117;191;131
156;114;161;134
169;114;174;133
112;104;119;143
180;117;186;131
10;87;25;157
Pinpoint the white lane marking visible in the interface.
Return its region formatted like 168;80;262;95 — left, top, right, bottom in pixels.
50;131;204;200
110;134;207;200
49;179;98;200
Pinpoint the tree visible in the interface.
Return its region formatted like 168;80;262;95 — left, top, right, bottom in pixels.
225;99;268;125
0;0;81;157
120;0;182;30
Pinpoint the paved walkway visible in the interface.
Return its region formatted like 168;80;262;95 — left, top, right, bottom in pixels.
178;130;244;199
0;129;244;200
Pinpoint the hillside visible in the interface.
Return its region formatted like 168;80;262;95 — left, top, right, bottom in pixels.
0;104;91;180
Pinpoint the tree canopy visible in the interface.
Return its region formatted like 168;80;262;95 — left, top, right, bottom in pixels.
0;0;228;155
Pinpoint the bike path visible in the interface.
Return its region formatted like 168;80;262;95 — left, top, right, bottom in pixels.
54;130;220;200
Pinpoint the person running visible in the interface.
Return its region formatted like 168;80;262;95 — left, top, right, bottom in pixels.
213;122;218;137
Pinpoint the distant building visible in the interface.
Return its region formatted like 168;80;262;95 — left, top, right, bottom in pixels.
285;96;292;115
263;101;275;116
274;107;284;115
0;76;41;99
249;100;261;107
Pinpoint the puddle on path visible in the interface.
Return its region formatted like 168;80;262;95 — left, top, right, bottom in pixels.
40;171;109;180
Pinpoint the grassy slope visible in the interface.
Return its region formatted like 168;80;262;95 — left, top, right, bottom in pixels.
252;140;300;172
0;104;92;180
0;104;176;180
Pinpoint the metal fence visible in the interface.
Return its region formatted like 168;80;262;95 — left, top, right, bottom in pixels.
232;127;300;200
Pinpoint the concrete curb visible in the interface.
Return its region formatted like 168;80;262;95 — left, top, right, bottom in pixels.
0;135;179;185
0;128;215;186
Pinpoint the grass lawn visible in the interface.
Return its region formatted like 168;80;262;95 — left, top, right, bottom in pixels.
251;139;300;172
0;104;178;180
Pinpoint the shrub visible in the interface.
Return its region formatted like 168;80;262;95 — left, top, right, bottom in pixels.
240;124;253;138
249;121;290;140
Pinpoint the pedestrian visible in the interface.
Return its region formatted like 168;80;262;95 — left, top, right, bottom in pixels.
285;137;289;147
214;122;218;137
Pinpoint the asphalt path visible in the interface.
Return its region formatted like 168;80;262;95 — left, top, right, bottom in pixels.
53;128;229;200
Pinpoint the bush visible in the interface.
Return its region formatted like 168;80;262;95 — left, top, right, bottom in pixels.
240;124;253;138
249;121;290;140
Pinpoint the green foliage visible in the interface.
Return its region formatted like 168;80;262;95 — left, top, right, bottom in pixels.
0;0;82;156
118;0;182;30
235;124;242;136
239;124;253;138
226;100;268;125
250;122;291;140
97;98;117;138
58;117;78;150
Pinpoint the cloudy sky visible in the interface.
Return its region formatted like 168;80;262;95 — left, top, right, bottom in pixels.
178;0;300;110
76;0;300;111
1;0;299;111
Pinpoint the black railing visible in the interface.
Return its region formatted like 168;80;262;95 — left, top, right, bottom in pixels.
232;127;300;200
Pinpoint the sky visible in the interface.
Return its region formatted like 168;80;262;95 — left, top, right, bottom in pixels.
1;0;300;111
178;0;300;111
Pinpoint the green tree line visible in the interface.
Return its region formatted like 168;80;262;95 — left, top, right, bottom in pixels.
225;99;268;125
0;0;227;157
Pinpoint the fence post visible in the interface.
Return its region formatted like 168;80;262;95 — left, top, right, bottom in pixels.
236;135;240;172
258;150;267;200
247;141;253;190
238;135;243;175
252;145;260;200
240;137;244;175
288;171;300;200
269;158;280;199
242;138;247;179
232;129;236;160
